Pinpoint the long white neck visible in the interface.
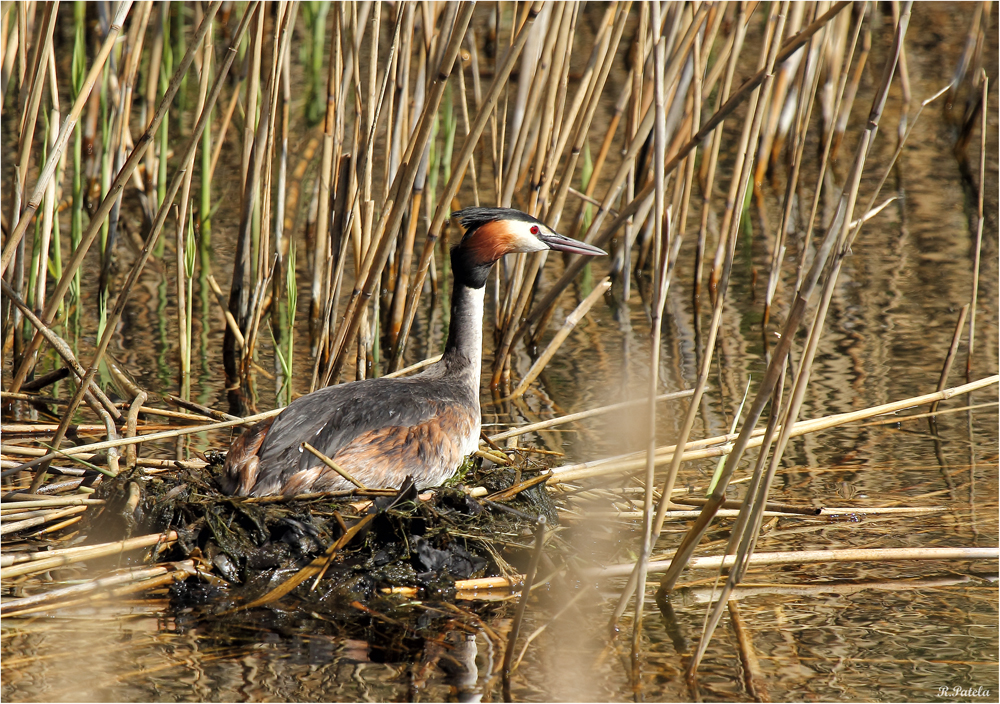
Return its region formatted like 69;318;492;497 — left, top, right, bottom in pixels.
442;281;485;390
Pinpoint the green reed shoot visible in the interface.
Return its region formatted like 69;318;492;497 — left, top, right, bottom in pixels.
280;241;298;407
26;114;50;314
68;1;86;307
182;209;197;399
97;61;111;310
304;2;331;125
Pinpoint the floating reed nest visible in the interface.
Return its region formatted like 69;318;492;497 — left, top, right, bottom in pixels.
84;457;557;622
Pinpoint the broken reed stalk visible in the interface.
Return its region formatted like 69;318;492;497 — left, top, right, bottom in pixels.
967;73;987;378
571;505;944;522
930;305;970;415
489;389;694;442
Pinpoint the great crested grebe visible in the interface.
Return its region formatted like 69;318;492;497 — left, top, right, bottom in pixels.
220;207;606;497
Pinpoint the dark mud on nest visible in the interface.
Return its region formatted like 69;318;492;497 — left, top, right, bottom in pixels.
83;458;556;649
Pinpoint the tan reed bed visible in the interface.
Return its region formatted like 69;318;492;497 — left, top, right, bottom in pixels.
1;2;996;695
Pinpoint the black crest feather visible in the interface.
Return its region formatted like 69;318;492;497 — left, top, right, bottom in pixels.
452;207;541;240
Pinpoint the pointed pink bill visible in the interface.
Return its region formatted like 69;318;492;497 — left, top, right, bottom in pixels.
537;231;607;257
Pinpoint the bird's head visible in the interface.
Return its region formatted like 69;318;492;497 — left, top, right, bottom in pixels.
451;207;606;287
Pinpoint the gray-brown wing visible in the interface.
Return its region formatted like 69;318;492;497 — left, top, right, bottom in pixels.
248;376;466;495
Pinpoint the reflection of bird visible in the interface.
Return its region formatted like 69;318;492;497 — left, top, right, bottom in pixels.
221;207;606;497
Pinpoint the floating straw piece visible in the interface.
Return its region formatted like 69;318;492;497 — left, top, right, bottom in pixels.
1;531;179;577
0;562;196;614
583;547;999;580
547;375;997;485
0;505;88;536
488;389;694;442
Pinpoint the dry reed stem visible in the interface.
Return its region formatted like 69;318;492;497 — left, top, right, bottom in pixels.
9;405;285;475
502;517;547;694
632;0;674;670
0;562;195;615
326;2;477;384
206;274;246;348
494;2;624;384
7;1;223;394
236;513;376;611
573;506;945;521
762;5;828;324
930;305;970;415
1;531;178;575
384;546;997;597
967;74;987;377
520;2;852;349
488;389;694;442
301;441;368;489
654;43;882;605
0;504;88;536
391;1;543;372
678;575;972;604
729;600;769;701
508;278;611;399
0;497;104;510
27;2;255;493
586;547;999;580
548;375;996;485
1;280;120;419
613;0;789;632
794;5;866;291
683;5;915;673
1;1;133;278
175;7;214;401
383;575;524;598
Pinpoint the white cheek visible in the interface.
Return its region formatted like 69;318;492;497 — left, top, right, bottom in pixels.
509;222;548;253
517;233;547;252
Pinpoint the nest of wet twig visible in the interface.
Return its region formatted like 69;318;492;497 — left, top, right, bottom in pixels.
84;457;556;616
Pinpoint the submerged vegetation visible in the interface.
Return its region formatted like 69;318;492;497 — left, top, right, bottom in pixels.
1;2;997;700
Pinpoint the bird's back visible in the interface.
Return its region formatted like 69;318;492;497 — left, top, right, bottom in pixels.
220;367;480;497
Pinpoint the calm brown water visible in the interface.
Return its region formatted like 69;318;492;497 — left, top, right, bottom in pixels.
2;4;997;702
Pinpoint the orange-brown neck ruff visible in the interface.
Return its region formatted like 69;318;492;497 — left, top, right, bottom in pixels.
452;220;514;289
463;220;514;265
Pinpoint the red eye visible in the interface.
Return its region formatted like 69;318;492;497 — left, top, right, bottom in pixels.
530;225;540;235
